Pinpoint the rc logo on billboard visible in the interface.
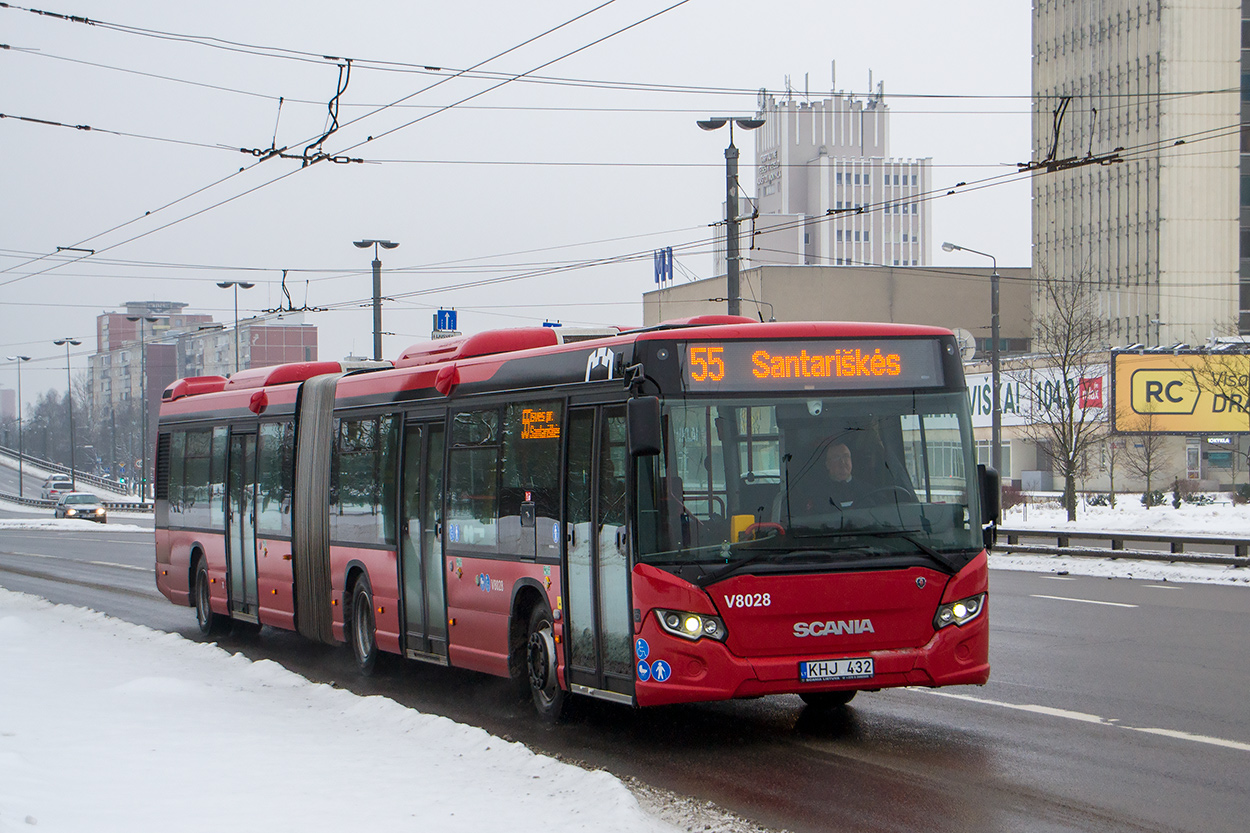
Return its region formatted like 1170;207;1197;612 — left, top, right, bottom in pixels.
1129;369;1199;415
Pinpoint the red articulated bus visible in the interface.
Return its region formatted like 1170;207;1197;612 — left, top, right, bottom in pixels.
155;317;998;719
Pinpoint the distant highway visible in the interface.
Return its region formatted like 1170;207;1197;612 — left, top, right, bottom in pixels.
1;516;1248;833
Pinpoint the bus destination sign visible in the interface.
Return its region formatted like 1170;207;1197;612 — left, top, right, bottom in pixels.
680;339;945;392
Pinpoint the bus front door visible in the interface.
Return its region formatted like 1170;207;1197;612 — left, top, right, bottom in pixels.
564;405;633;701
400;421;448;662
226;431;259;621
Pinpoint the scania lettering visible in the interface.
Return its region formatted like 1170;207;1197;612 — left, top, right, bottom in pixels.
794;619;878;637
155;317;995;721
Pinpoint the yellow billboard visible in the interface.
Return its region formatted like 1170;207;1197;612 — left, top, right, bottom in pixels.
1112;352;1250;433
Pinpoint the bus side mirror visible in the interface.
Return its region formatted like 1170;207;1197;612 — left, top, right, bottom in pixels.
628;396;662;457
978;463;1001;525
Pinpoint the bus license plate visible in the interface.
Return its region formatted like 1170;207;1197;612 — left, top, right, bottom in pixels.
799;657;874;682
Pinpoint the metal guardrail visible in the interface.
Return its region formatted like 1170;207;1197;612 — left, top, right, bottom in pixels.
0;443;134;496
996;527;1249;568
0;492;151;512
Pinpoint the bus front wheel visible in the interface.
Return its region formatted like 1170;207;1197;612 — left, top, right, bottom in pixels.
349;576;378;676
526;605;566;721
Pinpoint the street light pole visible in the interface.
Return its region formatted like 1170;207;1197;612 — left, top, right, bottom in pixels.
697;117;764;317
5;355;31;496
126;315;158;502
52;338;82;489
353;239;400;361
216;281;256;374
942;241;1002;475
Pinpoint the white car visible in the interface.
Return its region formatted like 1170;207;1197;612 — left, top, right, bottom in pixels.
40;475;73;500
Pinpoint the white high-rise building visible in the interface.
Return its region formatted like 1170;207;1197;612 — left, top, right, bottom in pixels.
714;81;932;275
1032;0;1240;346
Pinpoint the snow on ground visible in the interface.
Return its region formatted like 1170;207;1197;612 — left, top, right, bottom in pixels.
1002;494;1250;536
0;589;747;833
993;496;1250;587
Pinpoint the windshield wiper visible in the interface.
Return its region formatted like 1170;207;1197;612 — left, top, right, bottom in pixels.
861;531;959;573
694;547;867;587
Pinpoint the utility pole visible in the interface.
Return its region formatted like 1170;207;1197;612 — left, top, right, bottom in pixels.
697;117;764;317
353;239;399;361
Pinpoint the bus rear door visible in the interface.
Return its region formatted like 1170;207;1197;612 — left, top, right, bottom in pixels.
226;429;260;622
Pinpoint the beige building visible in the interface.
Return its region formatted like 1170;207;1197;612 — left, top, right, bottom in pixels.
1032;0;1240;347
644;264;1031;352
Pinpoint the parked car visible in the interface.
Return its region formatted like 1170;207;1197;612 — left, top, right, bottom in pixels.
53;492;107;523
40;475;73;500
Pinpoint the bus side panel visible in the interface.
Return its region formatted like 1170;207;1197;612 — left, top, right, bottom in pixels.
154;528;187;606
445;556;549;679
200;535;230;619
256;535;296;631
331;545;401;654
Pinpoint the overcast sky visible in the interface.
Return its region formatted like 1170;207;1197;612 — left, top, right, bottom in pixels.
1;0;1032;404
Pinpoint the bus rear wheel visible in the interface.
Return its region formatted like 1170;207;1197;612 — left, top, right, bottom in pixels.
526;605;566;721
349;577;378;676
799;690;857;709
194;559;227;637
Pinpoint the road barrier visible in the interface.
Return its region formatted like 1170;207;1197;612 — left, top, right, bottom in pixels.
997;527;1249;568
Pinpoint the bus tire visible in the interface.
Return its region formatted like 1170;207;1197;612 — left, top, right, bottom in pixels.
799;690;856;709
348;576;378;676
526;605;566;722
194;558;227;637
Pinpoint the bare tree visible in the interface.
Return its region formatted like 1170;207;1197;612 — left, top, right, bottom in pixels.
1018;266;1108;521
1103;437;1125;507
1121;411;1169;505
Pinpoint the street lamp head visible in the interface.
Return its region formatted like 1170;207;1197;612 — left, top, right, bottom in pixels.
354;239;399;250
734;118;765;130
238;281;256;289
941;242;959;253
353;240;372;249
697;118;728;131
7;355;31;362
216;281;233;288
53;338;81;346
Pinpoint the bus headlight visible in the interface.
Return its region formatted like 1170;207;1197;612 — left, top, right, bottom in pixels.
656;609;726;642
934;593;986;630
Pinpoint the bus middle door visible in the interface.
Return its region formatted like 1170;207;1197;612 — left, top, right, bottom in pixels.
564;405;633;701
400;420;448;662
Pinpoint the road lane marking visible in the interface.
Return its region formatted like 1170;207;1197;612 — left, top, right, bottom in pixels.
1039;575;1077;581
1;550;147;572
1030;594;1137;608
88;560;148;571
1144;584;1182;590
921;689;1250;753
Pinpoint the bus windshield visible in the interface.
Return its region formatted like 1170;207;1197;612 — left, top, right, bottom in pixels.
635;391;984;579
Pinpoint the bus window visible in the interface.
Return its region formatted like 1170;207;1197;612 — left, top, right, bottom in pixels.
330;415;399;546
500;401;563;559
167;431;186;522
448;408;501;551
257;421;294;537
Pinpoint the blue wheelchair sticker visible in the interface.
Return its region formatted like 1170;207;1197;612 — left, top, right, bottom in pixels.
635;638;649;660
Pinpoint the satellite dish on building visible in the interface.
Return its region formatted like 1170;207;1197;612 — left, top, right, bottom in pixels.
953;328;976;361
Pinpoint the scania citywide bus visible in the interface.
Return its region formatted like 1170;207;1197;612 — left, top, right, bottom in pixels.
155;317;998;719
